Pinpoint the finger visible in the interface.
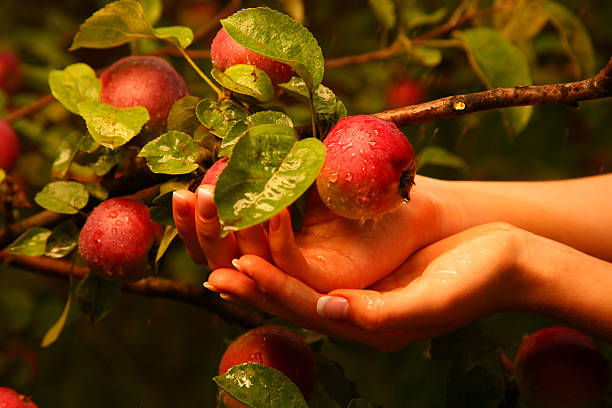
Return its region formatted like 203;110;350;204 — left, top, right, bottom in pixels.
173;190;206;264
326;278;449;333
268;209;311;282
207;267;260;298
235;224;271;261
195;185;239;269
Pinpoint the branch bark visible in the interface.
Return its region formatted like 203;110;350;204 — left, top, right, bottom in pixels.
375;56;612;127
0;250;266;329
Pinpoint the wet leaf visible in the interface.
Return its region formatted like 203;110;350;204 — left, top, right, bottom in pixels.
138;131;200;174
48;63;101;115
215;124;325;235
222;7;324;90
78;101;149;148
41;275;75;347
167;95;201;134
213;362;308;408
7;228;52;256
35;181;89;214
45;221;79;259
212;65;274;102
196;98;248;138
154;25;193;49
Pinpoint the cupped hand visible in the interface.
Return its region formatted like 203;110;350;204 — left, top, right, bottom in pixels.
206;222;532;351
172;176;445;291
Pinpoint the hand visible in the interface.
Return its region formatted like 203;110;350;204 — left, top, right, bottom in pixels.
173;177;446;291
206;222;532;351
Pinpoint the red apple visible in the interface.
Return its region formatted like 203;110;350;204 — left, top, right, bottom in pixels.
100;56;189;131
0;387;38;408
515;326;610;408
0;50;23;94
385;78;426;109
210;27;293;86
218;325;316;407
0;119;19;171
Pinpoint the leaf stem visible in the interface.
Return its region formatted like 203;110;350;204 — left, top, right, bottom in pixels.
175;45;222;98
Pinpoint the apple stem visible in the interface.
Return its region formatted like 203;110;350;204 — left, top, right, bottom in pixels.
175;45;222;98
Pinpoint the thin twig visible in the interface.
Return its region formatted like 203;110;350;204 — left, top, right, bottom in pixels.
5;94;55;123
0;250;266;328
324;2;510;69
375;57;612;127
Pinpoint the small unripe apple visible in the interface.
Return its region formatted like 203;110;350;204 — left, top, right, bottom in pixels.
0;50;23;94
201;157;228;186
100;56;189;131
218;325;316;407
78;197;161;283
211;28;293;86
0;387;38;408
0;119;19;171
515;326;610;408
385;78;426;109
316;114;416;220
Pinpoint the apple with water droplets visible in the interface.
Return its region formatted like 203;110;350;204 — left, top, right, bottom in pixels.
0;387;38;408
218;325;316;408
211;27;293;86
100;56;189;131
316;114;416;221
78;197;161;283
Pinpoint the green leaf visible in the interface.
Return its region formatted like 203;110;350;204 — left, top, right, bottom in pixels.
347;399;376;408
34;181;89;214
41;275;74;348
247;111;294;128
138;131;200;174
154;26;194;49
70;0;155;51
212;65;275;102
413;46;442;67
51;134;88;179
76;271;122;323
279;78;346;123
417;146;468;172
213;362;308;408
80;134;100;153
48;63;101;115
196;99;248;138
367;0;396;30
78;101;149;148
7;228;52;256
215;125;325;235
137;0;162;25
167;95;202;134
89;147;125;176
82;182;109;201
222;7;324;90
402;6;447;30
455;27;533;135
219;121;248;158
445;366;504;408
155;226;178;263
45;221;79;259
541;0;596;78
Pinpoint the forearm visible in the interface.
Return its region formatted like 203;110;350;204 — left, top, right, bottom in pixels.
516;231;612;343
418;173;612;260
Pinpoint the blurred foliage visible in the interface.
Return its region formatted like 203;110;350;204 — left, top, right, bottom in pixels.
0;0;611;407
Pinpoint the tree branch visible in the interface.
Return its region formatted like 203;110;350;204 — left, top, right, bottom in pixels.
5;94;55;123
375;57;612;127
0;250;266;328
324;3;510;69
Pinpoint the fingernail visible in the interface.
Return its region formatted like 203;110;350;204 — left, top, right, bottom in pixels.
231;258;242;272
173;191;190;218
197;186;216;218
203;282;219;292
220;293;239;302
269;213;281;231
317;296;349;319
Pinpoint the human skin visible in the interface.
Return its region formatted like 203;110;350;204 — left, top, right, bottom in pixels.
173;173;612;349
174;173;612;291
